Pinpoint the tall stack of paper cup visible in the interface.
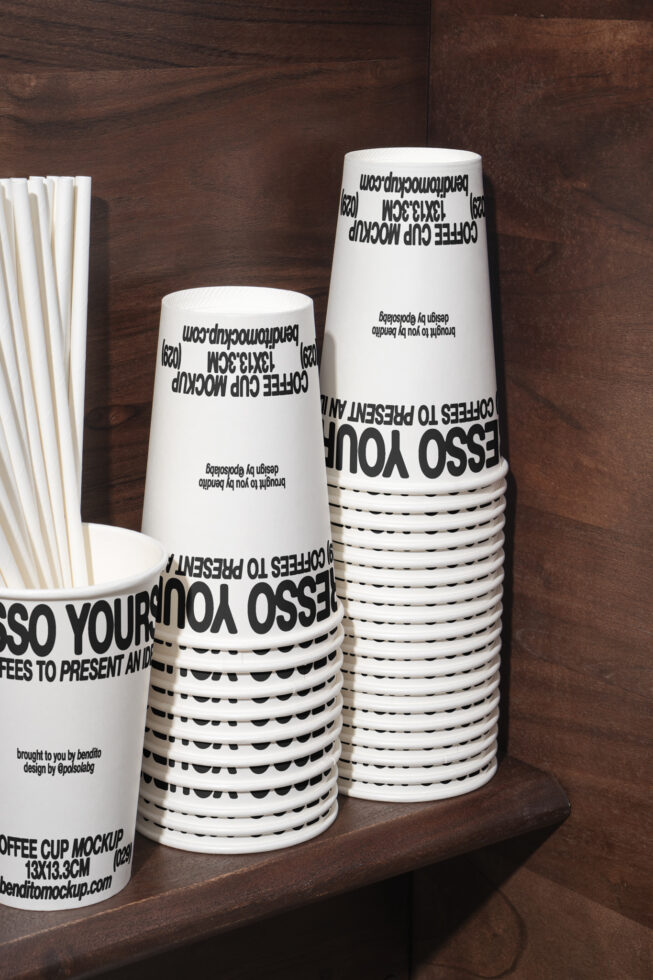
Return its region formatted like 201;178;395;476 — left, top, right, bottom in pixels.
320;148;508;802
138;287;343;852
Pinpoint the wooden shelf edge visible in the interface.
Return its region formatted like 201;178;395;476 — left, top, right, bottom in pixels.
0;756;569;980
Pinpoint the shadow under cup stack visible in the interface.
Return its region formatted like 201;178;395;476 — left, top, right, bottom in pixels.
320;148;509;802
139;287;343;853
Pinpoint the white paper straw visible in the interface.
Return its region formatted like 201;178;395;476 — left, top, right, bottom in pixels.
0;460;38;588
0;369;43;587
69;176;91;491
0;520;26;589
0;185;59;587
50;176;74;363
0;191;27;450
29;178;88;586
11;178;71;586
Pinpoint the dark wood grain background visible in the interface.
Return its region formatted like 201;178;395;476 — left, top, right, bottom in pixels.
414;3;653;978
0;1;650;977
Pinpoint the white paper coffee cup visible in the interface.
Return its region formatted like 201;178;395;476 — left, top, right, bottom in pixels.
142;286;340;649
321;148;503;493
0;524;166;910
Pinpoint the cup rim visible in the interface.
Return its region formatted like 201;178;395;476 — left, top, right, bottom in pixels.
0;523;166;601
345;147;481;167
161;285;313;317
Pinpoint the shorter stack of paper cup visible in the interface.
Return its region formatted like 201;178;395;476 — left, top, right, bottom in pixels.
137;287;343;852
320;147;508;802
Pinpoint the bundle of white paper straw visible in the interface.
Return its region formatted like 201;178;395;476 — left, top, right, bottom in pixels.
0;176;91;589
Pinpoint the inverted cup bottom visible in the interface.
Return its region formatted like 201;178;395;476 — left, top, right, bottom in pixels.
337;758;498;802
136;798;338;853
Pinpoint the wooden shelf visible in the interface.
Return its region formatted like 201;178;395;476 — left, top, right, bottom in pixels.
0;756;569;979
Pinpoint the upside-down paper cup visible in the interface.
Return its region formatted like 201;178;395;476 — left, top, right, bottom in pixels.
142;286;340;650
321;148;504;493
0;524;166;910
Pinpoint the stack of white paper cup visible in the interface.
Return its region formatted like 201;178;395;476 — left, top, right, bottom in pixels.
320;148;508;802
138;287;343;852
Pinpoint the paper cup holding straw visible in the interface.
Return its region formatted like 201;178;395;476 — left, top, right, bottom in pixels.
0;524;165;910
